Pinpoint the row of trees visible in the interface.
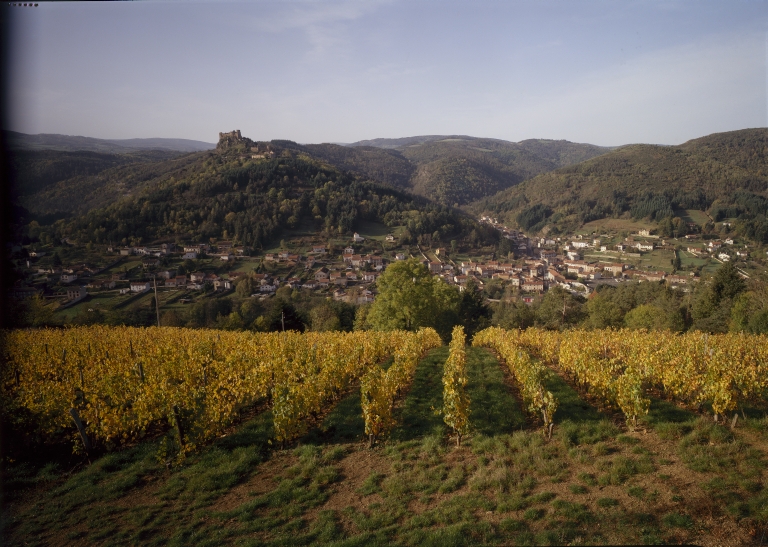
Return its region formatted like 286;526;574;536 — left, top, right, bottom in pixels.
493;261;767;335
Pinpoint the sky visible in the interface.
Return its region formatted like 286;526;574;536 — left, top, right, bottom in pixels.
5;0;768;146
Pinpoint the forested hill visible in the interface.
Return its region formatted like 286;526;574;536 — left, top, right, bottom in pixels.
9;149;184;200
26;135;490;250
470;128;768;242
9;132;610;220
292;135;610;206
398;137;609;207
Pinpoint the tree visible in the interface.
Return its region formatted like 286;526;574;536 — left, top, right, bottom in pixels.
161;310;185;327
535;286;585;330
366;258;459;340
265;298;305;332
672;252;681;272
492;301;535;330
624;304;660;330
52;252;62;267
235;275;255;298
729;271;768;333
584;293;624;329
310;303;341;332
457;279;491;338
658;217;674;238
353;303;372;331
17;295;56;327
497;236;511;259
691;261;746;332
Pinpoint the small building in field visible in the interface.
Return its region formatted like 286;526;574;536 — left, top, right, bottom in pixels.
130;281;151;293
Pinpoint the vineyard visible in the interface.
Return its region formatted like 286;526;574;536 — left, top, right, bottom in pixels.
473;327;768;429
1;327;440;459
2;326;768;546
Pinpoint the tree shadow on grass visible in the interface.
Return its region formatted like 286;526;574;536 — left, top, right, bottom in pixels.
467;347;526;436
389;347;447;442
301;387;367;445
642;397;698;428
544;372;606;424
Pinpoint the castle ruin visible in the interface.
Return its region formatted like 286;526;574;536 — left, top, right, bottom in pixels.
218;129;243;145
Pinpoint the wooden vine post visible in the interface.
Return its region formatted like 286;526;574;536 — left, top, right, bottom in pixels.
172;405;185;446
69;408;92;454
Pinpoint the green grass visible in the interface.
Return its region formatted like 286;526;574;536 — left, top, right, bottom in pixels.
389;348;447;442
354;220;391;241
302;387;367;445
465;348;526;436
543;371;606;424
683;209;710;226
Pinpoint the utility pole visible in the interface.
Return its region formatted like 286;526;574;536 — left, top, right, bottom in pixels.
153;275;160;327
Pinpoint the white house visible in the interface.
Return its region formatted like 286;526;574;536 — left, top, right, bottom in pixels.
130;281;151;293
182;251;198;260
352;233;364;243
66;286;87;301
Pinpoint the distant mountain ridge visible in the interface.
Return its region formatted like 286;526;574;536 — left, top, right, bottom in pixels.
4;131;215;153
347;135;477;149
302;135;612;206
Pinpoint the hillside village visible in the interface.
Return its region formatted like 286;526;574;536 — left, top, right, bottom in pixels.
12;210;743;318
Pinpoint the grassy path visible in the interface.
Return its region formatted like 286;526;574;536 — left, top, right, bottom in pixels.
465;347;526;436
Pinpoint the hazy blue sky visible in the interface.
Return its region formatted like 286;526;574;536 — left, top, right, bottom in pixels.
6;0;767;146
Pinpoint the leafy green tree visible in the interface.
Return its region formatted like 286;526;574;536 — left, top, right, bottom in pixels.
658;217;674;238
729;271;768;333
584;293;624;329
623;303;683;331
264;298;305;332
235;275;255;298
535;286;585;330
160;310;185;327
691;261;746;332
52;252;62;267
672;252;681;272
353;303;372;331
492;301;535;330
310;303;341;332
218;311;245;331
17;295;57;327
366;258;459;340
457;279;491;338
624;304;660;330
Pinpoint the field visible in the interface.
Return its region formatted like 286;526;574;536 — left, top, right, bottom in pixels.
2;329;768;546
682;210;712;227
580;217;656;234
